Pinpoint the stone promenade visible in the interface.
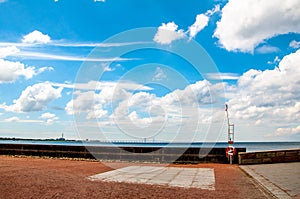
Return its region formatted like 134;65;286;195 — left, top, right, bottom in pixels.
241;162;300;199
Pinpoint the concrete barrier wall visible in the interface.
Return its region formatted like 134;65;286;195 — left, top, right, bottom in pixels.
239;148;300;165
0;143;246;164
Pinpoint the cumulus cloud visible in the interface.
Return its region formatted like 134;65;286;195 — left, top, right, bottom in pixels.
67;77;224;131
154;5;220;44
66;49;300;140
0;59;35;83
128;92;156;108
152;67;167;81
188;14;209;39
87;104;108;119
273;126;300;137
65;86;130;119
3;82;63;112
227;49;300;127
167;81;226;109
22;30;51;44
0;45;53;83
39;112;58;124
214;0;300;52
69;78;227;142
65;91;103;116
0;59;53;83
67;81;156;120
188;5;220;39
153;22;186;45
0;46;20;58
289;40;300;49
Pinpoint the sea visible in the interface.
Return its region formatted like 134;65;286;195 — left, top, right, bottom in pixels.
0;140;299;152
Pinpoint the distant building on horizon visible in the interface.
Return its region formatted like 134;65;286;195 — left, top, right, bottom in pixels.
56;133;65;141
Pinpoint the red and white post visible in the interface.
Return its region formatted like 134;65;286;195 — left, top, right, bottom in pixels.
225;104;236;164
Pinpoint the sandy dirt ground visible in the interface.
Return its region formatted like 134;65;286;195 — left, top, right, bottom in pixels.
0;156;271;199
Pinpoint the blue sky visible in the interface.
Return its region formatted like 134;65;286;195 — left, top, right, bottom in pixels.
0;0;300;142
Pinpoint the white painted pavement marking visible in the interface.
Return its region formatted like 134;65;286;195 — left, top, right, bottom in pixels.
88;166;215;190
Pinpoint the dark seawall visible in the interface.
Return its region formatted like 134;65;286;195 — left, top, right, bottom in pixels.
0;143;246;164
239;148;300;165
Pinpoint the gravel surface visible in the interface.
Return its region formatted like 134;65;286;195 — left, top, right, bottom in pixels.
0;156;271;199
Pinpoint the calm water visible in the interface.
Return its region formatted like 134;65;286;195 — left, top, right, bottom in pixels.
0;140;299;152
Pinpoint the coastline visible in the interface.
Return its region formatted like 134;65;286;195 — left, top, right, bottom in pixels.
1;138;299;152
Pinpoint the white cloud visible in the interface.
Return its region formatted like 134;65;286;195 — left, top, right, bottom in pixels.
128;111;153;128
205;72;239;80
161;80;218;107
14;51;132;62
188;14;209;39
40;112;56;119
267;56;281;65
255;45;280;54
101;63;115;72
37;66;54;74
66;78;222;131
0;59;35;83
22;30;51;44
227;49;300;127
39;112;58;124
0;46;20;58
128;92;156;108
66;81;155;120
4;116;20;122
152;67;167;81
272;126;300;137
188;5;220;39
0;59;53;83
154;5;220;43
47;41;150;47
52;80;153;91
65;86;130;119
0;41;150;48
65;91;99;115
3;116;42;123
206;4;221;16
66;49;300;140
289;40;300;49
87;104;108;119
153;22;186;45
3;82;63;112
214;0;300;52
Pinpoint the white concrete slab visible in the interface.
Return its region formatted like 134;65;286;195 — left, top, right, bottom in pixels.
88;166;215;190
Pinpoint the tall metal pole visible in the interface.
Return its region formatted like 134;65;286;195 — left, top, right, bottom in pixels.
225;104;229;126
225;104;235;164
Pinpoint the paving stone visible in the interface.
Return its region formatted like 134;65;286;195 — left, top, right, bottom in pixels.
88;166;215;190
240;162;300;199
